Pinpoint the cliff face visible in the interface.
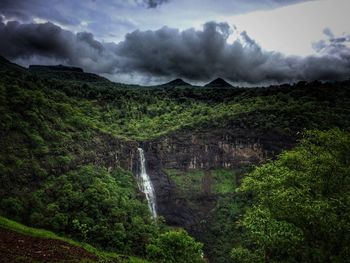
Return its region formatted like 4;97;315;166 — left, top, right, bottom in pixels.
48;125;293;231
137;126;294;229
83;134;139;173
5;131;140;190
145;132;265;171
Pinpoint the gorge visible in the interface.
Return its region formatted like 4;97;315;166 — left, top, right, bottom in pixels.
134;125;294;230
0;57;349;263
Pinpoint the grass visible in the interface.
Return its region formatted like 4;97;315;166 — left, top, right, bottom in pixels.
212;169;238;194
166;169;203;196
0;216;151;263
165;168;242;196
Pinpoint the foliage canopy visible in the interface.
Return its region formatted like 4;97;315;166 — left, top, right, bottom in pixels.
232;129;350;263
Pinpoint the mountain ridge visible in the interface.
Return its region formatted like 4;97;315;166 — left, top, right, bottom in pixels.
29;64;84;73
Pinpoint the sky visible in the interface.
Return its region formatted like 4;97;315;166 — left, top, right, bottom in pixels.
0;0;349;85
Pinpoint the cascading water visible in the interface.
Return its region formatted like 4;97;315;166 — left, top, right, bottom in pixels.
137;148;157;218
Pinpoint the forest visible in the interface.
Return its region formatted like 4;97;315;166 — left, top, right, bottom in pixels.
0;57;349;262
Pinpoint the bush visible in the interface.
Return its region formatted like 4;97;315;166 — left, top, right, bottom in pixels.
0;197;24;221
146;229;204;263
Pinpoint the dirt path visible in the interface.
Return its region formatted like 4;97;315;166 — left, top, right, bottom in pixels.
0;227;98;262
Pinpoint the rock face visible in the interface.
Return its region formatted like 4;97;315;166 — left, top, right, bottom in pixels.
137;125;294;229
83;134;139;173
43;132;139;177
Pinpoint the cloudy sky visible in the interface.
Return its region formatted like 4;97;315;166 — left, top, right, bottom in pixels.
0;0;349;85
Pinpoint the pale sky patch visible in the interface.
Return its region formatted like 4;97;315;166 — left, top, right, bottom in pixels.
224;0;350;56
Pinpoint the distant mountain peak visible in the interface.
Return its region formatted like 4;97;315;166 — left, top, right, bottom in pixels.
160;78;191;87
205;78;232;87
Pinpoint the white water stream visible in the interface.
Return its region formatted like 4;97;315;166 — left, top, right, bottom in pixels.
137;148;157;218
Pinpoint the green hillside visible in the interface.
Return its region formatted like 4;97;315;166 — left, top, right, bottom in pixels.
0;56;349;262
0;215;152;262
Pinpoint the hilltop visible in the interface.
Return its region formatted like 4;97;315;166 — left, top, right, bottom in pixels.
159;78;192;87
28;64;110;83
205;78;233;88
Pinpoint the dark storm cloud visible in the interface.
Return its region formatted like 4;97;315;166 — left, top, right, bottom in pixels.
0;0;316;46
139;0;310;11
115;22;350;82
0;0;79;25
139;0;170;8
0;21;120;72
0;0;313;27
1;20;349;84
0;0;169;26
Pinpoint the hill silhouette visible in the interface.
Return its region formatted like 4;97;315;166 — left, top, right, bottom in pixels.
28;64;109;83
159;78;192;87
205;78;232;87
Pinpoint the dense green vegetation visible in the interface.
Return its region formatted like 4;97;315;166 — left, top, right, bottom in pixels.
0;75;159;255
199;195;249;263
0;58;209;261
146;229;204;263
30;165;158;253
52;81;350;141
0;63;158;257
232;130;350;263
2;58;350;142
19;61;350;142
0;57;349;262
165;167;252;263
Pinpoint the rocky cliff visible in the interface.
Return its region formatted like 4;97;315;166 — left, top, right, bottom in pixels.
134;124;294;229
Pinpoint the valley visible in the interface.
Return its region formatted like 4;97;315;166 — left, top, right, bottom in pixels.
0;58;349;262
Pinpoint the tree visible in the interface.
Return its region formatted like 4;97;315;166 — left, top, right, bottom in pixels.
29;165;157;254
232;129;350;263
146;229;204;263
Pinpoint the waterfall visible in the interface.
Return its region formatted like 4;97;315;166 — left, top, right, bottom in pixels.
137;148;157;218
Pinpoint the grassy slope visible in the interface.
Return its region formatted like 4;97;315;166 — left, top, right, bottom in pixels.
0;216;150;263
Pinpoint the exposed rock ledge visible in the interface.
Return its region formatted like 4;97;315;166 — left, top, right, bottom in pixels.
135;125;294;229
